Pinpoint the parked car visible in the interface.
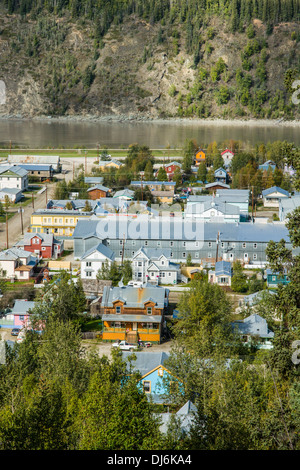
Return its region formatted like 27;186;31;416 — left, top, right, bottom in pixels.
11;328;19;336
112;340;138;351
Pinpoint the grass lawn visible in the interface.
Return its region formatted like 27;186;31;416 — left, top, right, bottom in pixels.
81;319;103;332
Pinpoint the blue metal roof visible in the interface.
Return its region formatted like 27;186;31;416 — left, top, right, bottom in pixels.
262;186;289;197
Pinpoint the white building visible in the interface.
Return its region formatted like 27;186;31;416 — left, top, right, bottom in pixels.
262;186;290;208
0;165;28;191
132;247;180;285
0;247;38;281
80;243;115;280
185;199;240;223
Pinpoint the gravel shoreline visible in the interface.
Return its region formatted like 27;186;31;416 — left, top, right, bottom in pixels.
0;113;299;127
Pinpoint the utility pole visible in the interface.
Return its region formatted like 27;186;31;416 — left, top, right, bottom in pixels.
45;184;48;205
18;208;24;235
252;185;254;220
140;172;144;201
6;213;8;249
32;193;34;210
215;231;220;264
121;233;125;266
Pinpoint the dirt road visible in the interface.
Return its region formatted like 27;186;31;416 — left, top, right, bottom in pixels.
0;183;56;250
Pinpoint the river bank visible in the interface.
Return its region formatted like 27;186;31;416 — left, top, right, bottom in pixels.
0;113;300;128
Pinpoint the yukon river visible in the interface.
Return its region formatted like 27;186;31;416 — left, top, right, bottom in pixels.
0;117;299;149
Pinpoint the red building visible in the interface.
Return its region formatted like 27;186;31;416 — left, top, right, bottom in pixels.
16;233;64;259
155;161;182;181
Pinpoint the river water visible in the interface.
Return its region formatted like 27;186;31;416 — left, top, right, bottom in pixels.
0;118;299;149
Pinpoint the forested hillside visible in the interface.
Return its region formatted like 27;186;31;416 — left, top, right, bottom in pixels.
0;0;299;119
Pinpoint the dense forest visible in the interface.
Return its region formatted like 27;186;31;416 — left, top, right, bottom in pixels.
0;0;299;118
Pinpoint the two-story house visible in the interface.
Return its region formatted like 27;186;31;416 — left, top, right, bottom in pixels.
15;233;64;259
0;247;38;281
0;165;28;191
101;284;169;344
221;149;235;168
132;247;180;285
80;243;115;280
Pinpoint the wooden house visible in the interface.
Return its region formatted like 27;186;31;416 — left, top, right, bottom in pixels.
195;149;206;166
87;184;110;200
101;284;169;344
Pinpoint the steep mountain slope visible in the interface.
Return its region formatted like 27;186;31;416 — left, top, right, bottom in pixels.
0;6;299;120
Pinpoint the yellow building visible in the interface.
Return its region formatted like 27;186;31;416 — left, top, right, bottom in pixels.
99;159;123;171
29;209;92;236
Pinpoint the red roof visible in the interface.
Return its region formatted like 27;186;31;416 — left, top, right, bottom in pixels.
221;149;234;155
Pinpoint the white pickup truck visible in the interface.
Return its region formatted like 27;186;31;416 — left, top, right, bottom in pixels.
112;340;138;351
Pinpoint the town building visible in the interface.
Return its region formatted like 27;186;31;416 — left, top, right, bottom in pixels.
221;149;235;168
194;149;206;166
0;187;23;203
205;181;230;192
84;176;104;186
154;161;182;181
80;243;115;280
87;184;110;200
132;247;180;285
30;209;93;236
231;313;274;349
101;284;169;344
208;260;232;286
0;165;28;191
266;269;290;288
279;195;300;221
258;160;276;172
0;300;36;330
13;164;54;181
7;155;61;172
0;247;38;281
72;217;298;266
214;167;229;184
185;198;240;223
15;232;64;259
130;181;176;194
262;186;290;208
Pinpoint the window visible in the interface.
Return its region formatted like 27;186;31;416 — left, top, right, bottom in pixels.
170;241;174;247
41;247;46;251
86;261;92;267
116;306;121;314
208;242;212;248
253;254;257;260
182;252;186;258
132;240;136;245
242;243;246;248
195;253;199;258
119;240;123;245
168;272;172;277
253;243;257;249
221;242;224;248
161;272;165;277
157;241;161;246
143;381;151;393
119;251;122;256
208;253;212;258
147;307;152;315
145;241;148;246
86;271;92;277
182;241;186;247
170;252;173;258
195;242;199;247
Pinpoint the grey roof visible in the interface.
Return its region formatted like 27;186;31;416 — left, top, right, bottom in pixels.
80;242;115;261
87;184;110;192
47;199;97;211
122;351;170;376
231;313;274;339
133;247;172;260
84;177;104;184
205;182;230;189
243;290;276;306
262;186;289;198
130;181;176;186
16;232;54;247
10;299;36;315
0;247;35;261
217;189;249;197
186;200;240;216
0;165;28;177
279;196;300;219
215;260;232;277
72;217;291;244
8;155;60;165
101;285;167;309
113;189;135;199
14;164;52;171
159;401;197;434
0;187;23;195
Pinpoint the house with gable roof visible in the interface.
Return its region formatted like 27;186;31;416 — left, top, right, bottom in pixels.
15;232;64;259
80;243;115;280
101;284;169;344
122;351;184;404
132;247;180;285
0;299;36;330
231;313;274;349
0;247;38;281
262;186;290;207
221;149;235;168
208;260;233;286
0;165;28;191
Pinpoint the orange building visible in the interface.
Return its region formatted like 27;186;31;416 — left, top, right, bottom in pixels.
87;184;110;200
101;284;169;344
195;149;206;166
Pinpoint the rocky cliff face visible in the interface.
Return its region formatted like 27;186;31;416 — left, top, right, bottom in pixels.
0;13;298;120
